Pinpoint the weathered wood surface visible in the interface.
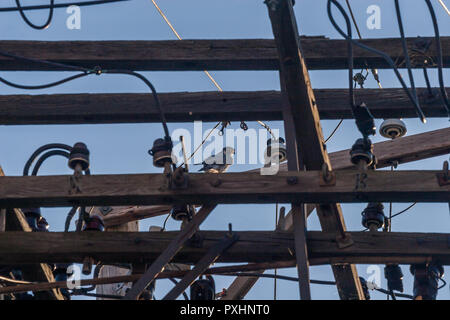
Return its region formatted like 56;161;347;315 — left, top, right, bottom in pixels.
0;261;298;296
268;0;362;300
1;88;447;125
0;170;447;208
0;231;449;265
0;38;447;71
124;205;216;300
94;128;450;227
0;167;64;300
102;205;171;227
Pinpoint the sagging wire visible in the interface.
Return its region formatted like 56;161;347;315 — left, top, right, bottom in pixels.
0;51;170;139
327;0;427;123
22;143;92;232
394;0;420;114
424;0;450;118
344;0;382;89
15;0;54;30
8;0;131;30
324;119;344;143
218;272;414;299
389;202;417;219
149;0;277;164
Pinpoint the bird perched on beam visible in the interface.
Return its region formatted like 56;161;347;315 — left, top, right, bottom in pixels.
198;147;235;173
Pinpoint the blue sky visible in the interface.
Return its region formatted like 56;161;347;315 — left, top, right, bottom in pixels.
0;0;449;300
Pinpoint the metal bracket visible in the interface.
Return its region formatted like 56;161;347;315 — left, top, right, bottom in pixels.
69;175;82;194
319;163;336;186
336;233;354;249
437;161;449;186
169;166;189;190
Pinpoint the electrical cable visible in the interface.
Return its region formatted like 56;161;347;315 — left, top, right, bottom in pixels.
161;212;171;231
327;0;427;123
438;277;447;290
324;119;344;143
15;0;54;30
31;150;70;176
389;202;417;219
344;0;382;89
394;0;420;113
424;0;450;117
437;0;450;15
0;49;169;139
23;143;72;176
0;0;130;12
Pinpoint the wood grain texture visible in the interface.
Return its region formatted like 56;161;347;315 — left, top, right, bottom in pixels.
268;0;362;300
0;166;65;300
124;205;215;300
0;231;449;265
0;38;447;71
0;170;447;208
1;88;447;125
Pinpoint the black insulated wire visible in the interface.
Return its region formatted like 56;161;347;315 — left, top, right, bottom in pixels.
394;0;420;112
327;0;427;123
31;150;70;176
0;0;130;12
23;143;72;176
424;0;450;117
15;0;54;30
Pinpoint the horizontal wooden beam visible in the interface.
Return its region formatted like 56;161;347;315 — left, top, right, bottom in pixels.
1;88;448;125
0;261;298;296
98;128;450;227
1;231;449;265
0;37;448;71
0;170;447;208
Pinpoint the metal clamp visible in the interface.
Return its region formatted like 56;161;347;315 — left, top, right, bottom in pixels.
437;161;449;186
320;163;336;186
169;166;189;190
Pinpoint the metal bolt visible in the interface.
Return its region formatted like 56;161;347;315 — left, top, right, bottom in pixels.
287;176;298;185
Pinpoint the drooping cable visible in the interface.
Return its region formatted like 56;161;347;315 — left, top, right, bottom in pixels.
394;0;420;114
0;50;169;139
424;0;450;117
327;0;427;123
389;202;417;219
31;150;70;176
23;143;72;176
0;0;130;12
15;0;54;30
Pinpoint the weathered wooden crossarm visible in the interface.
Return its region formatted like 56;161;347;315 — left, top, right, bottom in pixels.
0;231;449;265
1;88;448;125
0;37;447;71
0;170;448;208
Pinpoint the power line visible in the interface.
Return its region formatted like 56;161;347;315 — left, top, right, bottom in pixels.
438;0;450;15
